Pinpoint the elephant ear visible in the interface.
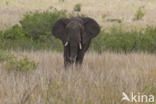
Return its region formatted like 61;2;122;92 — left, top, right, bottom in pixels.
52;18;70;42
81;17;100;43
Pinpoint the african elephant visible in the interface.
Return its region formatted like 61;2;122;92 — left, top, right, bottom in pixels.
52;17;100;67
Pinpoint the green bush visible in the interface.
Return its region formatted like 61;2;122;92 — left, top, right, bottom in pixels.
0;50;38;72
3;25;25;40
133;7;145;21
0;9;67;51
0;30;3;35
90;27;156;53
73;3;81;12
20;9;67;40
0;50;15;62
0;9;87;51
6;56;38;72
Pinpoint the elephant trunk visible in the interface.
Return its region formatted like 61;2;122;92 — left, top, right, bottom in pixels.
69;43;78;63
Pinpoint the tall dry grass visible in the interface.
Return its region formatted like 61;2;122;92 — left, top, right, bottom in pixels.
0;51;156;104
0;0;156;29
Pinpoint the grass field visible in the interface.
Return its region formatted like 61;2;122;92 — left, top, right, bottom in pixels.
1;0;156;104
0;0;156;29
0;51;156;104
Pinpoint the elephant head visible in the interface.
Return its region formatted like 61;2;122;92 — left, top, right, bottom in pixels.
52;17;100;67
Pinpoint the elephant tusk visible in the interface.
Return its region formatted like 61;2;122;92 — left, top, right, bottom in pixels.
79;43;82;49
64;42;68;46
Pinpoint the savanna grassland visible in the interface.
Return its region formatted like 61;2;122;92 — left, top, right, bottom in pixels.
0;0;156;104
0;51;156;104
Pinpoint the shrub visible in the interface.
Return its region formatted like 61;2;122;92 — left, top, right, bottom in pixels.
6;56;38;72
90;30;106;53
0;9;68;51
3;25;25;40
101;14;107;20
0;30;4;44
133;7;145;21
73;3;81;12
0;9;87;51
1;25;35;50
0;50;15;62
0;50;38;72
59;0;64;2
20;9;67;40
90;27;156;53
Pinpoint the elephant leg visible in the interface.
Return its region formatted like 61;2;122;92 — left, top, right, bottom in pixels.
76;40;91;65
64;45;71;68
76;52;85;65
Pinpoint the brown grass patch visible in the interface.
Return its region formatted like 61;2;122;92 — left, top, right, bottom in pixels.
0;51;156;103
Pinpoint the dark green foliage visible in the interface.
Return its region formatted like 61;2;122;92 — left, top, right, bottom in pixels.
0;9;66;51
73;3;81;12
90;27;156;53
3;25;25;40
20;10;67;40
